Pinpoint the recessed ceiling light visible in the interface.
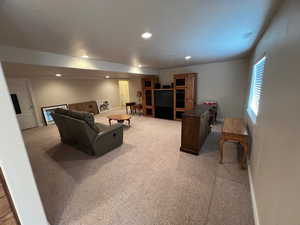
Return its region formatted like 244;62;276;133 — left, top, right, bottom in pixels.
82;55;89;58
56;74;62;77
185;56;192;60
138;64;143;68
105;75;110;79
141;32;152;39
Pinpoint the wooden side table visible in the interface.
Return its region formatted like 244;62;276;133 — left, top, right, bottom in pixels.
219;118;249;169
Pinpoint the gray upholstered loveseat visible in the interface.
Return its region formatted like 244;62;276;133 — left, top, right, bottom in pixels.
51;108;123;156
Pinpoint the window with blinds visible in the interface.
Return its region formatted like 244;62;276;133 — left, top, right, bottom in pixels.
247;56;266;123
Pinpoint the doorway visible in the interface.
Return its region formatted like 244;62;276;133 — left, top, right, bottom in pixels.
118;80;130;106
6;79;38;130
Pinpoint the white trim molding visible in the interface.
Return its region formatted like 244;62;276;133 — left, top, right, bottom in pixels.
248;164;260;225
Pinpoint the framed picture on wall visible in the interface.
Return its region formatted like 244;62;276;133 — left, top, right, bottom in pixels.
41;104;68;125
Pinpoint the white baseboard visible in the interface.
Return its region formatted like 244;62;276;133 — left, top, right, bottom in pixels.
248;164;260;225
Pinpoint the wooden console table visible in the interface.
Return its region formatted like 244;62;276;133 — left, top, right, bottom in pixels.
219;118;249;169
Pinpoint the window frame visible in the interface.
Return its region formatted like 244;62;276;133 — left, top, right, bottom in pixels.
247;56;267;124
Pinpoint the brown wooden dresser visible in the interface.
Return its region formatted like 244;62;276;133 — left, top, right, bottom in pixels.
180;104;211;155
0;169;20;225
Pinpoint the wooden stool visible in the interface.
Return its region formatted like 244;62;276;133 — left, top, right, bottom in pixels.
125;102;136;114
132;104;143;115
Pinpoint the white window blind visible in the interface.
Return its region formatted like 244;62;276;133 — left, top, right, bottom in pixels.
247;56;266;123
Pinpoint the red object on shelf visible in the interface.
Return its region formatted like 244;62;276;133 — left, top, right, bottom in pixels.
203;101;217;106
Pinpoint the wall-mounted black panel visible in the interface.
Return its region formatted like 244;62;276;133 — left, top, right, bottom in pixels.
10;94;22;114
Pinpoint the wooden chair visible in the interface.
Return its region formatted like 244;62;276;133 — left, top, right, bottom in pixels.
132;104;143;115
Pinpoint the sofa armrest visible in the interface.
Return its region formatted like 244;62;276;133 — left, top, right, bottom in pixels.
95;122;109;131
92;124;123;156
97;124;123;137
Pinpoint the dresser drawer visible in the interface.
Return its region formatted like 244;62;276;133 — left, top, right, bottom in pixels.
1;212;17;225
0;196;11;218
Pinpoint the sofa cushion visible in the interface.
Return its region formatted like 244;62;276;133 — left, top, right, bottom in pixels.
54;108;69;115
68;110;99;131
55;109;99;132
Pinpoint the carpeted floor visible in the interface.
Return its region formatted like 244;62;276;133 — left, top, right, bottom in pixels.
22;109;254;225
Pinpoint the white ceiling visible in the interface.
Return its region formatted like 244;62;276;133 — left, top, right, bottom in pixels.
0;0;280;69
3;63;143;80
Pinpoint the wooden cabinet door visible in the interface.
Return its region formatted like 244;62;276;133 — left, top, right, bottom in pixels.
174;74;186;88
141;76;158;117
185;75;195;110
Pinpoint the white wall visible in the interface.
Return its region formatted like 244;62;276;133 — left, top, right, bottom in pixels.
0;63;48;225
246;1;300;225
6;77;142;126
31;78;120;125
159;59;249;119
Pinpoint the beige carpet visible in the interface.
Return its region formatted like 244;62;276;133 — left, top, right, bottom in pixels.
22;109;254;225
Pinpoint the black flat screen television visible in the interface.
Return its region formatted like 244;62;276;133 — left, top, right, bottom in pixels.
10;94;22;114
155;90;173;107
154;90;174;120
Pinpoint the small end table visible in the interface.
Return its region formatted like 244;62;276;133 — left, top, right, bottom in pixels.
219;118;249;169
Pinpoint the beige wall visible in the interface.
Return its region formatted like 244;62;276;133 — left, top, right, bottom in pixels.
159;59;249;119
24;77;141;125
246;1;300;225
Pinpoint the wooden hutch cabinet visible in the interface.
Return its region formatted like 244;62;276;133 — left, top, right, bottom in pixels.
173;73;197;120
141;76;159;117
